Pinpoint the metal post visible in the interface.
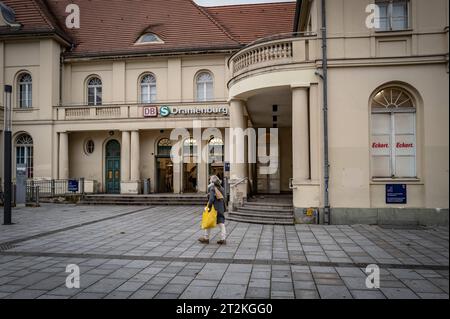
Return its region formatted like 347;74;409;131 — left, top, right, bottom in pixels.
51;179;55;197
321;0;331;225
3;85;12;225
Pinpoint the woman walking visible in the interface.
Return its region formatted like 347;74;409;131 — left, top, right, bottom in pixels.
198;175;227;245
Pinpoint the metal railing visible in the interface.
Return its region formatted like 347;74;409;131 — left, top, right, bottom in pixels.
26;179;86;197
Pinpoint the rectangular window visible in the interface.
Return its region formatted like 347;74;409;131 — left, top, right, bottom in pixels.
375;0;409;31
197;83;213;102
88;87;102;106
371;112;416;178
19;84;32;108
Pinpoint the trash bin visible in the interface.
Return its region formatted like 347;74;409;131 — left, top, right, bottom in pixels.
143;178;151;194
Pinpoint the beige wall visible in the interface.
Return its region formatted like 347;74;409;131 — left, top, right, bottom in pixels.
327;63;448;209
64;54;229;105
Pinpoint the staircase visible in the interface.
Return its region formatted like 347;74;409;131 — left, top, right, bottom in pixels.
227;194;295;225
79;194;207;206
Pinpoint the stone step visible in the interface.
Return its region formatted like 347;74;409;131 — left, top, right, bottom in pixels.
244;201;293;208
227;213;294;225
235;211;294;219
80;200;204;206
240;204;293;212
80;195;207;206
231;210;294;219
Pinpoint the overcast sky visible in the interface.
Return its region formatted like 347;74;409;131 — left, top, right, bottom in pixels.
195;0;295;6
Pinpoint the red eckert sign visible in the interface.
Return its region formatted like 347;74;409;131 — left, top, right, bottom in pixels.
396;142;414;148
372;142;414;148
372;142;389;148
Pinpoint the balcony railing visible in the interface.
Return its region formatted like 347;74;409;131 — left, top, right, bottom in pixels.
229;32;317;78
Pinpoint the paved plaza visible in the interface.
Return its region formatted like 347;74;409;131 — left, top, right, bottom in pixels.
0;204;448;299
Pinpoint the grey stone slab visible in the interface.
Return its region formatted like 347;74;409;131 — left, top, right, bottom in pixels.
350;290;386;299
317;285;353;299
115;280;146;292
417;293;449;299
221;272;250;285
401;279;445;294
72;292;106;299
104;291;134;299
245;287;270;299
295;290;320;299
271;281;293;291
293;281;316;290
129;289;159;299
213;284;247;299
180;286;216;299
380;287;419;299
5;289;47;299
160;284;188;294
83;278;127;293
248;279;271;288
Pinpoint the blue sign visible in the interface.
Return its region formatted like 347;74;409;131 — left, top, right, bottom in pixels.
159;106;171;117
386;184;407;204
68;180;79;193
224;162;230;172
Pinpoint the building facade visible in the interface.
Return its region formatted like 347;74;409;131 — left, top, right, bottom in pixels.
0;0;448;224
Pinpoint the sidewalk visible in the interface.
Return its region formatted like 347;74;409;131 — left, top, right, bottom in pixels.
0;204;448;299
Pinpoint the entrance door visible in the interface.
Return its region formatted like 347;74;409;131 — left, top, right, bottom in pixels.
257;133;280;194
208;137;224;182
156;157;173;193
105;140;121;194
183;138;198;193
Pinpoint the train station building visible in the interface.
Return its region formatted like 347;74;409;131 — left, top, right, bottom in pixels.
0;0;448;224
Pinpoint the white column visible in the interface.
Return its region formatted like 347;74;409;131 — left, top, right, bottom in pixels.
121;131;130;182
292;86;310;181
130;130;140;182
197;135;207;193
59;132;69;179
229;99;248;208
292;85;321;212
229;99;247;179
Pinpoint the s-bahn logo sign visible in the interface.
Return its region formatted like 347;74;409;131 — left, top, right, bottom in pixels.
143;105;228;118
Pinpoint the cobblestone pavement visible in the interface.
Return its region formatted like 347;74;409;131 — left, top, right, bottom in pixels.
0;204;448;299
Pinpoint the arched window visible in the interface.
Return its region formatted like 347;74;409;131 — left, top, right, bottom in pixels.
371;87;416;178
157;138;172;156
196;72;213;102
136;33;164;44
18;73;32;108
87;77;102;106
208;137;224;164
15;133;33;178
183;138;198;161
140;74;157;103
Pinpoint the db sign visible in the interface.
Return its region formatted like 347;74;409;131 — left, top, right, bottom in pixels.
143;106;158;117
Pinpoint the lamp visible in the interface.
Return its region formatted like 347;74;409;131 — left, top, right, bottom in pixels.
3;85;12;225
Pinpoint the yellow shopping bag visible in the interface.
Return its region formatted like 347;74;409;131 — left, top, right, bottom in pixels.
201;206;217;229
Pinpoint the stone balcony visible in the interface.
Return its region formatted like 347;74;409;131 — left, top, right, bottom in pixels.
229;32;318;80
228;32;318;98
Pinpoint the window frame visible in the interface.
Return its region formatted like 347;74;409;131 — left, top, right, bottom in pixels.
15;133;34;179
375;0;410;32
370;87;417;179
86;76;103;106
17;72;32;109
135;33;164;45
195;71;214;102
140;73;157;104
